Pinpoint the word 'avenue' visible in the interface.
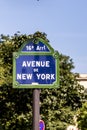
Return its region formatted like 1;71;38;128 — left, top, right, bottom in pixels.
22;61;50;67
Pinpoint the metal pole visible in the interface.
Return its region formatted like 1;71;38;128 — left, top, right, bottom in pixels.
33;89;40;130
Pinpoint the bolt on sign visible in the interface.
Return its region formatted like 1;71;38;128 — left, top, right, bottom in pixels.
13;38;59;88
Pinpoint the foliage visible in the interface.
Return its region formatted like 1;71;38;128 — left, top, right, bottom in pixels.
77;102;87;130
0;31;86;130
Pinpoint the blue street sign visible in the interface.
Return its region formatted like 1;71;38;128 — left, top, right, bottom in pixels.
13;38;59;88
16;55;56;85
39;120;45;130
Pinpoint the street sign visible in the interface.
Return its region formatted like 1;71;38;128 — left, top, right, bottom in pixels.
39;120;45;130
16;55;56;84
13;38;59;88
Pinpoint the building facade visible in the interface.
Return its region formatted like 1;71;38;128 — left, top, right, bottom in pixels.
77;74;87;89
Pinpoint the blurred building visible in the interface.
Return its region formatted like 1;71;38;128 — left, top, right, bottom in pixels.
77;74;87;89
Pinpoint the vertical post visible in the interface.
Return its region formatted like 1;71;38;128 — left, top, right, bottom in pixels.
33;89;40;130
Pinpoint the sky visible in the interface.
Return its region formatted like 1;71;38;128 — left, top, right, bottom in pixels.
0;0;87;73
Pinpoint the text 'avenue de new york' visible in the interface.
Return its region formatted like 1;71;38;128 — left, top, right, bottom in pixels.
16;60;55;81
